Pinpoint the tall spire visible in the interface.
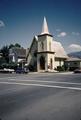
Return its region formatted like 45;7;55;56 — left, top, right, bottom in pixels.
41;17;49;35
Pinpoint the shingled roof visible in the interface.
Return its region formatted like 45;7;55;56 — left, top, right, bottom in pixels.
66;57;81;61
15;48;26;58
10;47;26;58
53;41;68;58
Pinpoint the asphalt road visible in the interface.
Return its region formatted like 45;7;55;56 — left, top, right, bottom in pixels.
0;72;81;120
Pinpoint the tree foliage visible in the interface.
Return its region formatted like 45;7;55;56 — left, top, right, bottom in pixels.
9;43;21;49
14;43;21;48
0;45;9;63
9;44;14;49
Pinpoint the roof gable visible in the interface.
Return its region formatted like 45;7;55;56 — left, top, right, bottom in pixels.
53;41;68;58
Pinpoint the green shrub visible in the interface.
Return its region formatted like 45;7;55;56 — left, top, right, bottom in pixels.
0;62;17;70
57;66;65;72
1;63;9;69
9;62;17;70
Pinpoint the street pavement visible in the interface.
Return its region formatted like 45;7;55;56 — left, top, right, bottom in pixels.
0;72;81;120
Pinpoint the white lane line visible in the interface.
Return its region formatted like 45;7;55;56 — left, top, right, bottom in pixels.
0;77;17;79
0;81;81;91
10;79;81;85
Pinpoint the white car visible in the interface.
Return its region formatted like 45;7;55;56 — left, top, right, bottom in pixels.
4;68;15;73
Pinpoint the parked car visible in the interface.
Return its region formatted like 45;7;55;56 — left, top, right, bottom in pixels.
74;68;81;73
16;68;29;74
4;68;15;73
0;68;15;73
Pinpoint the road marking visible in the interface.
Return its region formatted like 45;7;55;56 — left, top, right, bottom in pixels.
0;81;81;91
0;77;17;80
10;79;81;85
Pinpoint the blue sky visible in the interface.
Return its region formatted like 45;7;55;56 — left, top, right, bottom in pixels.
0;0;81;53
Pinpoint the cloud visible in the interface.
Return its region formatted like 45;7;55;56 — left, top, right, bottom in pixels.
56;29;61;32
0;20;5;27
68;44;81;52
72;32;80;36
57;32;67;37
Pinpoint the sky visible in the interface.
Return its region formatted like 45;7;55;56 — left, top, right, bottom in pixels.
0;0;81;53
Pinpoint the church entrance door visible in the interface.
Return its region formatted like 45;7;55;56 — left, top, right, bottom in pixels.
40;56;45;70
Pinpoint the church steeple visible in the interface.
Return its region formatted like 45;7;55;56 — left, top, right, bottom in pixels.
41;17;49;35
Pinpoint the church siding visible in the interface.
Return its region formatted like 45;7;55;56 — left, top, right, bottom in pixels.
38;36;47;52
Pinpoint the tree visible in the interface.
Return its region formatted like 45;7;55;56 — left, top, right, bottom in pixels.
0;57;6;68
9;44;14;49
15;43;21;48
9;43;21;49
0;45;9;63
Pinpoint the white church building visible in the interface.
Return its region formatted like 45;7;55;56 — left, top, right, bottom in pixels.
27;17;68;72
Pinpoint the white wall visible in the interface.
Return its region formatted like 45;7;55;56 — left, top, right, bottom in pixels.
47;53;55;69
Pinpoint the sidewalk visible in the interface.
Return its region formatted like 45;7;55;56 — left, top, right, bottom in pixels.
28;71;73;75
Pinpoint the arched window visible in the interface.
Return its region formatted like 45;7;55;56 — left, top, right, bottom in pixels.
41;42;44;50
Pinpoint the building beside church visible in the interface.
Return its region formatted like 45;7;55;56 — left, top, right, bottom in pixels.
9;47;26;63
27;17;68;72
65;57;81;71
